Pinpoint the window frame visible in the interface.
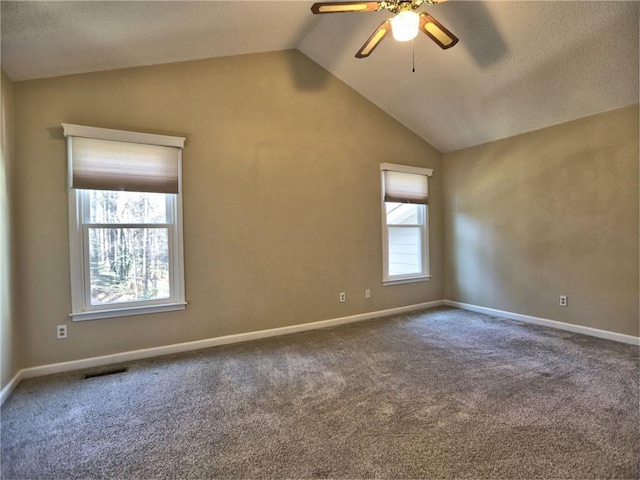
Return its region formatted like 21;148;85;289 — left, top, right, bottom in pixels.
65;125;186;321
380;163;433;286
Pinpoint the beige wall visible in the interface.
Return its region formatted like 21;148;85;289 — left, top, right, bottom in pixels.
443;105;639;336
1;70;17;389
12;49;636;373
13;50;444;368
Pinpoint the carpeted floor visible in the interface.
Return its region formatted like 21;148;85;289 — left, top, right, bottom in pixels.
1;306;638;479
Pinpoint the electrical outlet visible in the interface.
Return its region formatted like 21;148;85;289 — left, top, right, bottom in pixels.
57;325;68;339
365;289;371;299
339;292;346;303
559;295;568;307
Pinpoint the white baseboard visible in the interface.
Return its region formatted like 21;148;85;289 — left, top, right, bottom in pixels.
0;370;23;406
444;300;640;346
0;300;443;405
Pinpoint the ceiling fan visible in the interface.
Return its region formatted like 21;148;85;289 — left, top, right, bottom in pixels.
310;0;458;58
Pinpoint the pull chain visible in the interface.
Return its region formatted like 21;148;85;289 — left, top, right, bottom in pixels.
412;39;415;73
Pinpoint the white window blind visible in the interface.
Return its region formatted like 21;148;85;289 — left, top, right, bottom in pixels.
62;123;185;194
383;170;429;204
380;163;433;285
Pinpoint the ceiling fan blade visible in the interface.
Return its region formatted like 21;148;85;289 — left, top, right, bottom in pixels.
311;2;383;14
355;20;391;58
419;13;458;49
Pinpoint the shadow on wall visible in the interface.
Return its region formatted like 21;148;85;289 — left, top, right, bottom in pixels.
285;49;332;92
286;10;332;92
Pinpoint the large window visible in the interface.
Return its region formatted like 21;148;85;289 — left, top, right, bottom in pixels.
380;163;432;285
63;124;186;321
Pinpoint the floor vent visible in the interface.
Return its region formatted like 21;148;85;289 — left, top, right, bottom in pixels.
83;367;128;379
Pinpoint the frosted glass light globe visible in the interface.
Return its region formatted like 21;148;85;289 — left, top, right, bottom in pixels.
391;10;420;42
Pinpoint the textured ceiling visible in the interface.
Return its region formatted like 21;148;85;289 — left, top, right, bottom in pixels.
2;1;638;152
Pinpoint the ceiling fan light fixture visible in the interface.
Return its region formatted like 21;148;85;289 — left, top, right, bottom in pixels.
310;1;459;58
391;10;419;42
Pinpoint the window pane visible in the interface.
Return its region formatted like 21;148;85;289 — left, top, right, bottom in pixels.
87;190;168;224
386;202;422;225
388;226;422;276
88;227;170;305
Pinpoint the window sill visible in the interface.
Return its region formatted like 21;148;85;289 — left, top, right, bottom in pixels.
383;275;431;286
70;302;187;322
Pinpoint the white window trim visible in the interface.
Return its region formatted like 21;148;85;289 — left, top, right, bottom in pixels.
66;126;186;321
62;123;185;148
380;163;433;286
68;191;186;321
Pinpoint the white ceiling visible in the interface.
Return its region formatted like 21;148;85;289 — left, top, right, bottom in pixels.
2;1;638;152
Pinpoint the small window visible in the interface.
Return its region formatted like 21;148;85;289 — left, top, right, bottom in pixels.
63;124;186;321
380;163;432;285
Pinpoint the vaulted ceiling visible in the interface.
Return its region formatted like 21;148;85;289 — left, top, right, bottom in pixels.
2;1;638;152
